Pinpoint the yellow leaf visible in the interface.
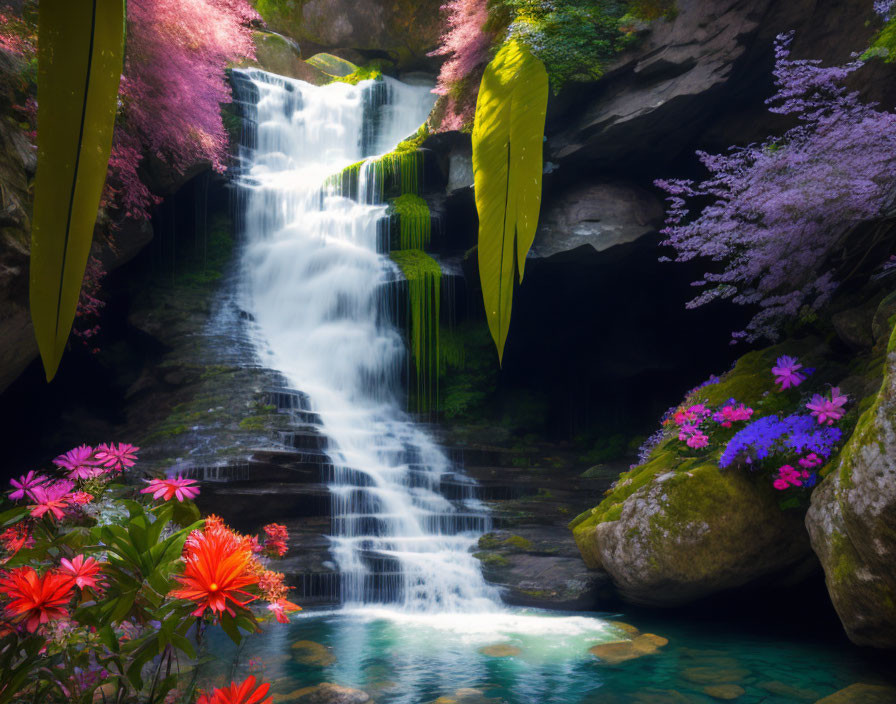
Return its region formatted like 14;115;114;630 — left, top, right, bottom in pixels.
472;40;548;364
30;0;125;381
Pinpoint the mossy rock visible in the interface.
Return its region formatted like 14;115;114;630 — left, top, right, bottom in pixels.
241;31;330;85
305;52;359;77
573;463;812;606
253;0;443;70
806;324;896;648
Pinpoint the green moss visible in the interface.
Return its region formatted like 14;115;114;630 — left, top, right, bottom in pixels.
325;149;425;202
390;194;431;250
473;552;510;568
390;250;441;413
504;535;533;550
239;416;270;432
865;16;896;61
331;64;383;85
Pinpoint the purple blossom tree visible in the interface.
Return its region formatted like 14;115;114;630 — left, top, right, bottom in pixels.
656;33;896;341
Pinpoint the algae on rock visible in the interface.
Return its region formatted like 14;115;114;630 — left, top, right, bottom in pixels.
390;249;441;413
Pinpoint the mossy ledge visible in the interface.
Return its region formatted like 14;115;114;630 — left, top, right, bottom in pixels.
390;249;441;413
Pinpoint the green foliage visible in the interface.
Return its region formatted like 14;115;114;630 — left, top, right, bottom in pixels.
391;250;442;413
472;39;548;362
494;0;638;90
439;322;498;419
391;194;431;250
866;16;896;61
30;2;125;381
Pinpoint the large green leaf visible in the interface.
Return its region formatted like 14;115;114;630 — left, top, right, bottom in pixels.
30;0;125;381
472;40;548;363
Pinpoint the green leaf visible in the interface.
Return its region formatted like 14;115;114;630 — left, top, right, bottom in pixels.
472;40;548;364
30;0;125;381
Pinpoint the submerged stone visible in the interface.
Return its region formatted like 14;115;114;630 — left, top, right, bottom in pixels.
757;681;818;700
703;684;745;700
478;643;522;657
277;683;370;704
607;621;640;637
680;667;750;685
815;683;896;703
291;640;337;667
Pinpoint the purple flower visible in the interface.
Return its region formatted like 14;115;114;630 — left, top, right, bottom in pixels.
772;355;805;390
807;387;848;425
53;445;101;480
9;471;48;502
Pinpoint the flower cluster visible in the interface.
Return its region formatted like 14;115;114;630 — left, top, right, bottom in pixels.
719;414;843;468
0;442;297;702
666;399;754;450
170;515;299;623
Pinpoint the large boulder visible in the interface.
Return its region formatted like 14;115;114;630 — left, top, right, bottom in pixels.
252;0;444;70
569;344;836;607
572;462;813;606
805;323;896;648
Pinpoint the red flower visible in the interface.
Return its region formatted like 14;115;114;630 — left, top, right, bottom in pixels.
59;555;105;591
0;526;32;562
197;677;272;704
170;527;258;617
0;567;74;632
262;523;288;557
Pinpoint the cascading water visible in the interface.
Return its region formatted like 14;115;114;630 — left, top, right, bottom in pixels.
232;68;498;612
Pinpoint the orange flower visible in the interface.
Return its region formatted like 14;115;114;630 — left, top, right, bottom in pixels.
196;677;272;704
0;566;74;632
170;527;258;617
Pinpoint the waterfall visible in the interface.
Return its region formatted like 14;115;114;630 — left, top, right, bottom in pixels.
232;68;498;612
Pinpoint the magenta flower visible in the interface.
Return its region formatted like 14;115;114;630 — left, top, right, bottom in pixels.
772;356;805;390
53;445;101;480
684;429;709;449
714;403;754;428
798;453;823;469
94;443;139;471
28;482;74;521
140;476;199;502
807;387;848;425
9;472;48;502
773;464;811;490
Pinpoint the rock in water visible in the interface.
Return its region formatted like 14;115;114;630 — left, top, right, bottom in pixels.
806;323;896;648
703;684;745;700
291;640;337;667
478;643;522;657
815;683;896;703
277;683;371;704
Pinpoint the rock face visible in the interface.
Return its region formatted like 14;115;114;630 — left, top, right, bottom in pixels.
573;464;813;606
545;0;889;170
244;31;330;84
805;325;896;648
530;182;664;260
0;50;37;392
253;0;444;70
473;527;613;609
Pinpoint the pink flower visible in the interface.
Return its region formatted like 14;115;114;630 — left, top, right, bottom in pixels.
94;443;139;471
9;471;48;502
28;482;74;521
59;555;105;591
70;492;94;505
685;430;709;449
53;445;101;479
798;453;822;469
772;355;805;390
714;403;754;428
140;476;199;502
773;464;811;490
806;387;848;425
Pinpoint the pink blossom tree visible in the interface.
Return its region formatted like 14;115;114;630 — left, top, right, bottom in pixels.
429;0;493;131
108;0;258;218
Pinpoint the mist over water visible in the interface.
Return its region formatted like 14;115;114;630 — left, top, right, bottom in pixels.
232;68;498;612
